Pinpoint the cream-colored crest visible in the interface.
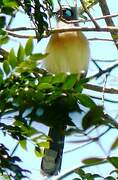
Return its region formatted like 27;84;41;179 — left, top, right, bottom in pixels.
44;6;90;78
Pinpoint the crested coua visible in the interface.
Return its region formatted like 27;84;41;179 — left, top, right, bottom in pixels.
41;6;90;176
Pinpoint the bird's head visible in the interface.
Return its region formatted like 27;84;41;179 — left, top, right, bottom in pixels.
55;6;78;27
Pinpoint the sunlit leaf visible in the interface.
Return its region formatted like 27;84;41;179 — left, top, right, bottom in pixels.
52;73;66;85
35;146;43;157
17;44;25;62
30;53;48;61
19;140;27;150
8;48;17;69
3;0;18;8
3;60;10;75
38;83;53;90
63;74;78;89
25;38;33;56
37;141;50;148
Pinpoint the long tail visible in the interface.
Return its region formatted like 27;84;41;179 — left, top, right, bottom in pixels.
41;126;66;176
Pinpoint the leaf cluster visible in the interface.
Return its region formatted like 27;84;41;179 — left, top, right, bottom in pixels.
0;143;30;180
0;0;19;45
17;0;54;37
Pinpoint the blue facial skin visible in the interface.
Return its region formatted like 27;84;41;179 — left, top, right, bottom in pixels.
63;9;73;20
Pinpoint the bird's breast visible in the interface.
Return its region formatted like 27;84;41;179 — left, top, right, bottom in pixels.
44;31;90;76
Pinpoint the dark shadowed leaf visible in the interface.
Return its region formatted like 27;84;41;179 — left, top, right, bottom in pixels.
104;176;116;180
0;16;6;28
77;93;96;108
82;106;104;130
108;157;118;169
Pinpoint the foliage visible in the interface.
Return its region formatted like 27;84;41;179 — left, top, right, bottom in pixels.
0;143;30;180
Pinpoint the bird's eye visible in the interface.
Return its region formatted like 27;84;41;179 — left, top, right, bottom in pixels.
63;9;72;18
62;8;73;20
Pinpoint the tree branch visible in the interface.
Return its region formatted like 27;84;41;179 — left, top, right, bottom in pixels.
80;0;100;28
85;84;118;94
6;26;118;39
6;13;118;32
99;0;118;50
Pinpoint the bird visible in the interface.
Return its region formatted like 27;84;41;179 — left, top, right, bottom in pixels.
41;5;90;176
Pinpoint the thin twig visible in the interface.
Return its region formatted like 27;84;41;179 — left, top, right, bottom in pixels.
80;0;100;28
88;38;114;42
99;0;118;50
102;73;109;107
89;59;118;79
85;84;118;94
90;95;118;104
54;160;107;180
83;13;118;23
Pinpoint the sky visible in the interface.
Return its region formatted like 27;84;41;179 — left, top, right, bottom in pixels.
1;0;118;180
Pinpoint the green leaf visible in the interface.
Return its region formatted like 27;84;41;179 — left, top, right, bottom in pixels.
17;44;25;62
40;75;53;83
0;69;3;84
8;48;17;69
105;176;115;180
75;168;85;177
0;16;6;28
25;38;33;56
3;0;18;8
108;157;118;169
0;31;9;45
35;146;43;157
37;141;50;148
82;157;104;165
63;74;78;90
3;60;10;75
30;53;48;61
82;106;104;130
77;94;96;108
110;137;118;151
16;60;36;73
52;73;66;85
110;169;118;175
38;83;53;90
19;140;27;150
